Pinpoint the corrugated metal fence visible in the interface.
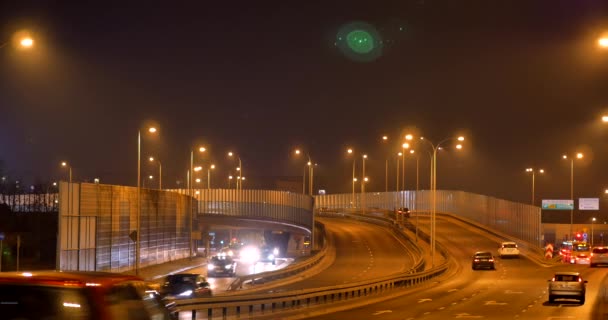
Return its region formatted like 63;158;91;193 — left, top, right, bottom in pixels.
58;183;314;272
315;190;542;248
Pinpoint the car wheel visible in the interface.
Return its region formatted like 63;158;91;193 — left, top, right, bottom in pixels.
590;263;595;268
580;296;585;304
472;266;476;270
548;295;554;303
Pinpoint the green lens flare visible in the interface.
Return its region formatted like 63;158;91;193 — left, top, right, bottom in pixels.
346;30;374;54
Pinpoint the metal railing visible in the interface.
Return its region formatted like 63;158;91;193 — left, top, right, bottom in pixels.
172;212;450;319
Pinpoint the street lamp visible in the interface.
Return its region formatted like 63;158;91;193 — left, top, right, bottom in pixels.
208;164;215;189
228;151;243;190
362;154;368;213
592;217;597;247
381;136;389;192
136;126;157;275
525;168;544;206
347;148;356;208
418;135;465;267
295;149;314;195
599;37;608;48
60;161;73;231
0;35;34;50
563;152;583;242
148;157;162;189
189;146;207;259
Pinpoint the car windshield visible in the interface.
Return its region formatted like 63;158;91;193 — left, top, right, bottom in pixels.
211;256;233;263
593;247;608;254
555;274;580;282
475;252;492;258
166;274;197;285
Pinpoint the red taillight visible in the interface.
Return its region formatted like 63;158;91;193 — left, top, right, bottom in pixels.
489;258;494;262
551;277;556;281
474;259;480;262
579;278;583;283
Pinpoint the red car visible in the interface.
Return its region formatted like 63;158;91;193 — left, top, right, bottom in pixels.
0;270;176;320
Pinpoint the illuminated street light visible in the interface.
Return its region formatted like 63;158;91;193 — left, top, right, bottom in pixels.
599;37;608;48
208;164;215;189
418;135;465;267
592;217;597;246
381;136;389;192
136;125;157;275
148;157;162;189
525;168;545;206
294;149;313;195
228;151;243;190
188;145;207;260
563;152;583;242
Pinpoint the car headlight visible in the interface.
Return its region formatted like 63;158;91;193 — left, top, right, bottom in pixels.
178;290;193;297
207;264;215;270
268;254;275;260
225;265;232;269
273;248;279;255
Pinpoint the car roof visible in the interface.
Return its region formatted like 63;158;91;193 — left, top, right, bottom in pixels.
474;251;492;255
501;241;516;244
554;271;581;276
0;270;143;288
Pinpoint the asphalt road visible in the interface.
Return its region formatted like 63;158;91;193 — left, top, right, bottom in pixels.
307;215;608;320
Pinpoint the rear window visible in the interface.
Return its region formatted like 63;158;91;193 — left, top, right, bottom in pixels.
593;247;608;254
502;243;517;248
0;285;92;319
555;275;580;282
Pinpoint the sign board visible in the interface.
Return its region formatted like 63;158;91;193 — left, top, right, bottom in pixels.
579;198;599;210
542;199;574;210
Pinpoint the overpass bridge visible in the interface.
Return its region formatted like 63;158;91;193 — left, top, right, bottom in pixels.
56;182;543;274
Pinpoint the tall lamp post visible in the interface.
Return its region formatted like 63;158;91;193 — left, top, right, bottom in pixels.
347;148;356;208
381;135;389;193
149;157;162;189
419;135;464;267
228;152;243;190
295;149;313;195
136;126;157;275
361;154;368;214
563;152;583;242
525;168;544;206
592;217;597;247
190;146;206;260
207;164;215;189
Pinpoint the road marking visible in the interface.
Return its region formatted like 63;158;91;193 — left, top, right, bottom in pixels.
418;298;432;303
547;317;575;319
455;313;484;318
484;300;507;305
505;290;524;294
448;289;459;292
373;310;392;315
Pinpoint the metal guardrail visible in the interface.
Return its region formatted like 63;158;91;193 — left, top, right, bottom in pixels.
226;222;329;291
173;211;451;319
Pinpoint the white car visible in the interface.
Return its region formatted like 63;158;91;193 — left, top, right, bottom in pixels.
548;271;587;304
498;241;520;258
590;246;608;267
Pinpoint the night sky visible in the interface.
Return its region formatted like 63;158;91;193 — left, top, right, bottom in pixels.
2;1;608;208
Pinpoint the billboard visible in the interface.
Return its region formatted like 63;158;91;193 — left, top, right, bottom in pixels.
579;198;599;210
542;199;574;210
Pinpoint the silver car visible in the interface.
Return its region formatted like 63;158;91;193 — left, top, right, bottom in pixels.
548;271;587;304
590;246;608;267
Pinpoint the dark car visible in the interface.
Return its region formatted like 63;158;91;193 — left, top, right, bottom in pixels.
472;251;496;270
396;207;410;218
207;255;237;277
159;273;211;300
259;246;279;265
0;270;176;320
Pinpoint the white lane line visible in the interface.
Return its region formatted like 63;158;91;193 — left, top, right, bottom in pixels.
372;310;392;315
418;298;432;303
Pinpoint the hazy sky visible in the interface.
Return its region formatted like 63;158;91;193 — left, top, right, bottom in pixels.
2;1;608;207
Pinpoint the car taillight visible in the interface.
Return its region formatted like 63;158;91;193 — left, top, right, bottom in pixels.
579;278;583;283
551;277;555;281
489;258;494;262
474;259;480;262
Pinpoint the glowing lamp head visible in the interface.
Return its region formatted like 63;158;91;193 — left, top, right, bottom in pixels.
148;127;157;133
576;153;583;159
347;148;353;154
599;38;608;48
405;134;413;141
457;136;465;141
20;38;33;48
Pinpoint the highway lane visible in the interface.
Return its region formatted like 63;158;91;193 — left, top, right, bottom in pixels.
251;216;418;291
308;215;608;320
